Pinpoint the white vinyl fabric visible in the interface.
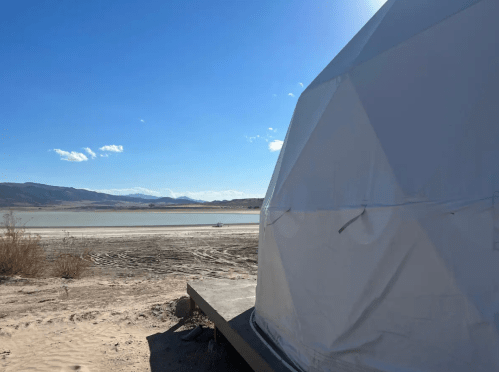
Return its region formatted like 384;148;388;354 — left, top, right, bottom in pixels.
255;0;499;371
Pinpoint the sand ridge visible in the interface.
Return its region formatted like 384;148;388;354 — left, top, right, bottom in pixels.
1;276;189;372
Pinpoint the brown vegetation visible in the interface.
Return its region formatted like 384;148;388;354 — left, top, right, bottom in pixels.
0;211;93;279
51;232;93;279
0;210;45;277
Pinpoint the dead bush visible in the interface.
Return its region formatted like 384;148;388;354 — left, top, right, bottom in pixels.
0;210;46;278
52;232;93;279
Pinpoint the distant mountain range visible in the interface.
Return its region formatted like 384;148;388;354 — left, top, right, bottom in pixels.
124;194;205;203
175;196;205;203
0;182;262;208
0;183;200;207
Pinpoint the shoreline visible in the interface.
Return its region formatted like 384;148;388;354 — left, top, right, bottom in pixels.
24;223;260;239
24;222;259;229
94;208;260;214
1;207;261;214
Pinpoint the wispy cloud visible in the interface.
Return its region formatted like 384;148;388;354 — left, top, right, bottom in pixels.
53;149;88;162
87;187;264;202
83;147;96;159
99;145;123;153
269;140;284;152
298;82;304;87
100;154;109;158
246;127;279;145
140;119;145;123
288;93;295;97
90;187;161;197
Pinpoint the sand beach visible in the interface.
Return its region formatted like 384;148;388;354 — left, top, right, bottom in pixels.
0;224;259;372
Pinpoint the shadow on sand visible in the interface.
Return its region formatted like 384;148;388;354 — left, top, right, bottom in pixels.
147;319;253;372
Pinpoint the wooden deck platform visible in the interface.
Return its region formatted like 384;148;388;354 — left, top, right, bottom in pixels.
187;278;299;372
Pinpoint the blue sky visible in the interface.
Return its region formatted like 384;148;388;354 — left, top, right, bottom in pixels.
1;0;386;201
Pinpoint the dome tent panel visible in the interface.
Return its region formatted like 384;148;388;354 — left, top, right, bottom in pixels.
273;75;403;211
351;0;484;72
270;77;343;205
349;0;499;202
307;0;483;91
255;0;499;371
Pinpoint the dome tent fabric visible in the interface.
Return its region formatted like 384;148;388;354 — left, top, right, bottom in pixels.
254;0;499;371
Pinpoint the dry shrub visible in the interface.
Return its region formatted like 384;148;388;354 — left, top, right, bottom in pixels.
52;232;93;279
0;210;46;277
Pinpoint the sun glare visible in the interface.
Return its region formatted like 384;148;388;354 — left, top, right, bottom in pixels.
365;0;388;15
371;0;388;9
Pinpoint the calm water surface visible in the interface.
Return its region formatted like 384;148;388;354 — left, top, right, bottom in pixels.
0;210;259;227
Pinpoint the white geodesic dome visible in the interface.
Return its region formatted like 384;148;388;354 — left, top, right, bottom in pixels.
254;0;499;371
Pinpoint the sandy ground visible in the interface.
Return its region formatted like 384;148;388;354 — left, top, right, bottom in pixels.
25;224;259;239
0;225;259;372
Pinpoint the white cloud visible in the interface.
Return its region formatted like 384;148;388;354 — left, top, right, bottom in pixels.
288;93;295;97
53;149;88;162
100;154;109;158
83;147;96;159
269;140;284;152
99;145;123;153
299;82;304;87
140;119;145;123
87;187;264;202
90;187;162;197
247;129;279;145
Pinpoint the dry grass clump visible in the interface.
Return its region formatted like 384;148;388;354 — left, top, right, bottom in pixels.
0;210;46;277
0;211;93;280
52;232;93;279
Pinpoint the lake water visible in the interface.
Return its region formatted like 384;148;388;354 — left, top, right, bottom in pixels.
0;211;260;228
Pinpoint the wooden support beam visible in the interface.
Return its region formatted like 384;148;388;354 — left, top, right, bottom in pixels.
187;279;298;372
189;296;196;316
